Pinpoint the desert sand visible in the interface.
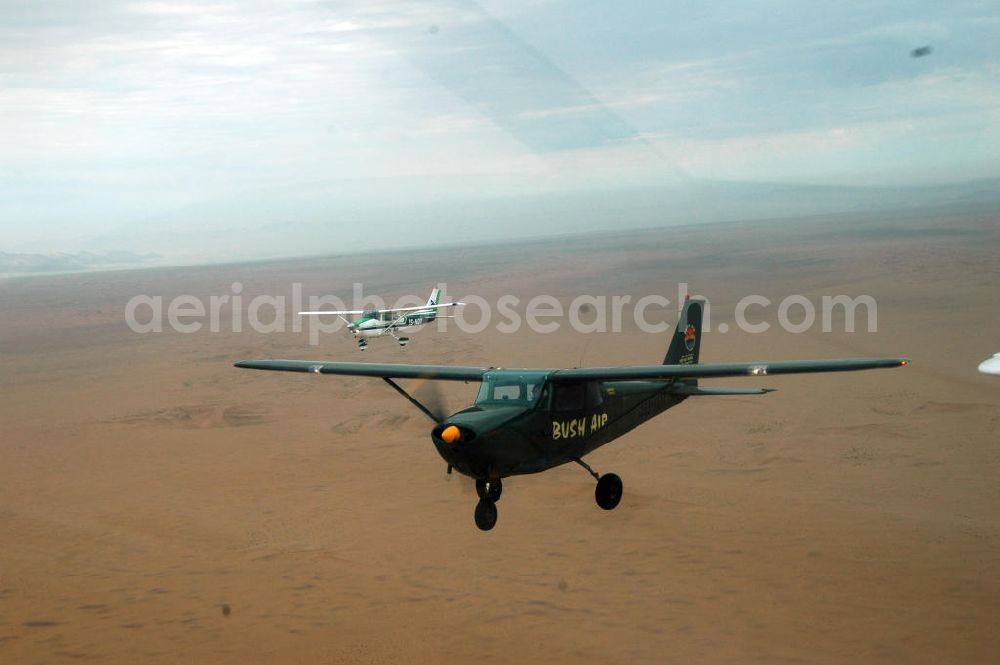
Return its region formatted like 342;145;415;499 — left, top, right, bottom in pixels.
2;207;999;664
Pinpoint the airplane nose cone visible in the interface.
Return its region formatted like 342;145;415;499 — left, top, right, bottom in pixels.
432;422;477;445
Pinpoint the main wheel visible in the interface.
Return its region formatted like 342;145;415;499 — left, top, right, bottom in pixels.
474;498;498;531
475;478;503;502
595;473;623;510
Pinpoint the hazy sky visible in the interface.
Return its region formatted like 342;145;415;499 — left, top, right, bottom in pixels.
1;0;998;263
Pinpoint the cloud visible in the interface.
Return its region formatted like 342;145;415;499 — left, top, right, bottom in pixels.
1;0;998;259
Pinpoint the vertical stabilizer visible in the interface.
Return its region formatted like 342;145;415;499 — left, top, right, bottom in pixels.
663;298;703;366
424;287;442;321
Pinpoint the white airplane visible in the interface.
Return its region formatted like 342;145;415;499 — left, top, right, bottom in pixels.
978;353;1000;375
299;287;463;350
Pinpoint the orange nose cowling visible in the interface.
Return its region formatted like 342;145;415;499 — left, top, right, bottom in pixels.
441;425;461;444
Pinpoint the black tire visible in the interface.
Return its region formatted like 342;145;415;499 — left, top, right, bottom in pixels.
474;498;498;531
475;478;502;502
595;473;623;510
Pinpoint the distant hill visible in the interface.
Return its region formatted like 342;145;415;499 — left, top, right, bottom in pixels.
12;177;1000;272
0;250;161;276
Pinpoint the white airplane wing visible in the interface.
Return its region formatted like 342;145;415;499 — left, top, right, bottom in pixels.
298;302;463;316
298;309;366;316
979;353;1000;375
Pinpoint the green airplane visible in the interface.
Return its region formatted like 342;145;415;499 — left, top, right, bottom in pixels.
237;298;907;531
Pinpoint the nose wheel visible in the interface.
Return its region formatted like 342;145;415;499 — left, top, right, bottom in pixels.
473;478;502;531
474;498;498;531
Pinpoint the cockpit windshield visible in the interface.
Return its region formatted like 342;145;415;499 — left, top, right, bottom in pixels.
475;371;549;407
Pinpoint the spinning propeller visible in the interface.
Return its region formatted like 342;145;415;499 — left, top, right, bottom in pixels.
408;379;475;493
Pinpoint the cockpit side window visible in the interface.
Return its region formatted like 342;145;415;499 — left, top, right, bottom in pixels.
554;383;586;411
474;371;550;407
493;383;521;401
586;382;604;408
553;382;603;411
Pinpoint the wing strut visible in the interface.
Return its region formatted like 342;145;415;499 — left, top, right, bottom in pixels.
382;378;442;424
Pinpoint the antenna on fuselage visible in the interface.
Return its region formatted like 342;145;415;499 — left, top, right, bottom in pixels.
577;339;592;369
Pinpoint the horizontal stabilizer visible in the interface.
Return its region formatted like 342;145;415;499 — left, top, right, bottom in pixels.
671;386;775;396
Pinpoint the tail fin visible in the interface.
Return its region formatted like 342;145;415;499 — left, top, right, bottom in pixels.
424;287;442;322
663;298;703;366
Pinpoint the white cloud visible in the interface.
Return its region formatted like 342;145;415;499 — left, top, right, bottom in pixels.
1;0;998;258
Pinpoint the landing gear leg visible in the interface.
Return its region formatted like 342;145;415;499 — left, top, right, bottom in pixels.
573;458;600;481
388;329;410;347
573;458;623;511
475;477;502;502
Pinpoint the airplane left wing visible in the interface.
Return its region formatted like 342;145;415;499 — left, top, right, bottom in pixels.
298;309;367;316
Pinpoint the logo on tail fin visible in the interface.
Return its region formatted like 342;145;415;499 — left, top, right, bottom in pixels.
684;324;696;351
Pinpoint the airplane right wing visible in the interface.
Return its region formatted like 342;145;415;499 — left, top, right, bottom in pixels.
234;360;490;381
550;358;907;381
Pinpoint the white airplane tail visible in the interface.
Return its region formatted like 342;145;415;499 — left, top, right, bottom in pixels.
424;287;442;322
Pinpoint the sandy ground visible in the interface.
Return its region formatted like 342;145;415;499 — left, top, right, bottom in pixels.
2;207;999;664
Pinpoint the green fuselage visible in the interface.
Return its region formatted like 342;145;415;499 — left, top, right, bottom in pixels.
432;371;687;480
